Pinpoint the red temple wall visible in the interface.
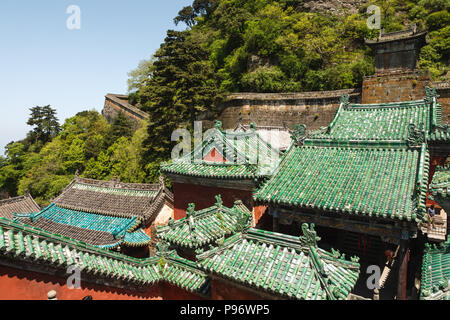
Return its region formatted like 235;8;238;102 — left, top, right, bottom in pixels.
253;205;268;228
0;265;205;300
159;283;205;300
0;265;162;300
172;182;253;220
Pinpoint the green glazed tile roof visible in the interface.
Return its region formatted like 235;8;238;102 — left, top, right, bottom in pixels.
429;125;450;142
309;100;433;141
0;217;210;295
157;196;252;249
420;239;450;300
254;142;430;223
161;121;280;179
196;224;360;300
430;166;450;199
15;203;151;249
310;88;446;142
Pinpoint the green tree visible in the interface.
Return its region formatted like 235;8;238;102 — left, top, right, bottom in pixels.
26;105;61;148
105;112;133;147
138;30;225;163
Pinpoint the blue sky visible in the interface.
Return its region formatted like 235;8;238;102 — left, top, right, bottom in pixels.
0;0;192;155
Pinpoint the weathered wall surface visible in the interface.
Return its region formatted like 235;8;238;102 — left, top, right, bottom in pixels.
102;94;148;130
435;82;450;122
361;71;449;121
102;81;449;133
361;70;432;104
218;89;361;131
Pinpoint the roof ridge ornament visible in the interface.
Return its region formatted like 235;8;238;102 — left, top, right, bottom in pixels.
425;87;439;103
407;123;426;147
339;93;350;107
291;124;307;147
215;194;223;208
299;223;320;247
234;206;251;234
186;203;195;217
214;120;223;131
156;241;170;256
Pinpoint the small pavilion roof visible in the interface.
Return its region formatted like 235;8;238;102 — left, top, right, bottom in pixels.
420;239;450;300
196;224;361;300
161;121;280;180
156;195;252;249
0;193;40;220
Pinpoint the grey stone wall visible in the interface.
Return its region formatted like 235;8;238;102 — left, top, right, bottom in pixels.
217;89;362;131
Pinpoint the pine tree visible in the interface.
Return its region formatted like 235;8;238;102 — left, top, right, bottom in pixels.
26;105;61;147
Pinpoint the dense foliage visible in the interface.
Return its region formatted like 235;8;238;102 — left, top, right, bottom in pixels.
0;110;148;206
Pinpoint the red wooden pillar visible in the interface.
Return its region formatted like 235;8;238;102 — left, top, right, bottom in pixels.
396;240;410;300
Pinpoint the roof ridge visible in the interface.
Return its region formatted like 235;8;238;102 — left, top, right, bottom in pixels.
73;176;161;191
0;194;30;205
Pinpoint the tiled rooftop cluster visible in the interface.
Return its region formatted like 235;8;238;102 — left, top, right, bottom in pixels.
158;199;360;299
10;176;174;250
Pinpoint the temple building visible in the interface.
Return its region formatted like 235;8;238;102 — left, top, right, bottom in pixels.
0;192;40;220
14;175;174;257
160;120;280;225
254;87;448;299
